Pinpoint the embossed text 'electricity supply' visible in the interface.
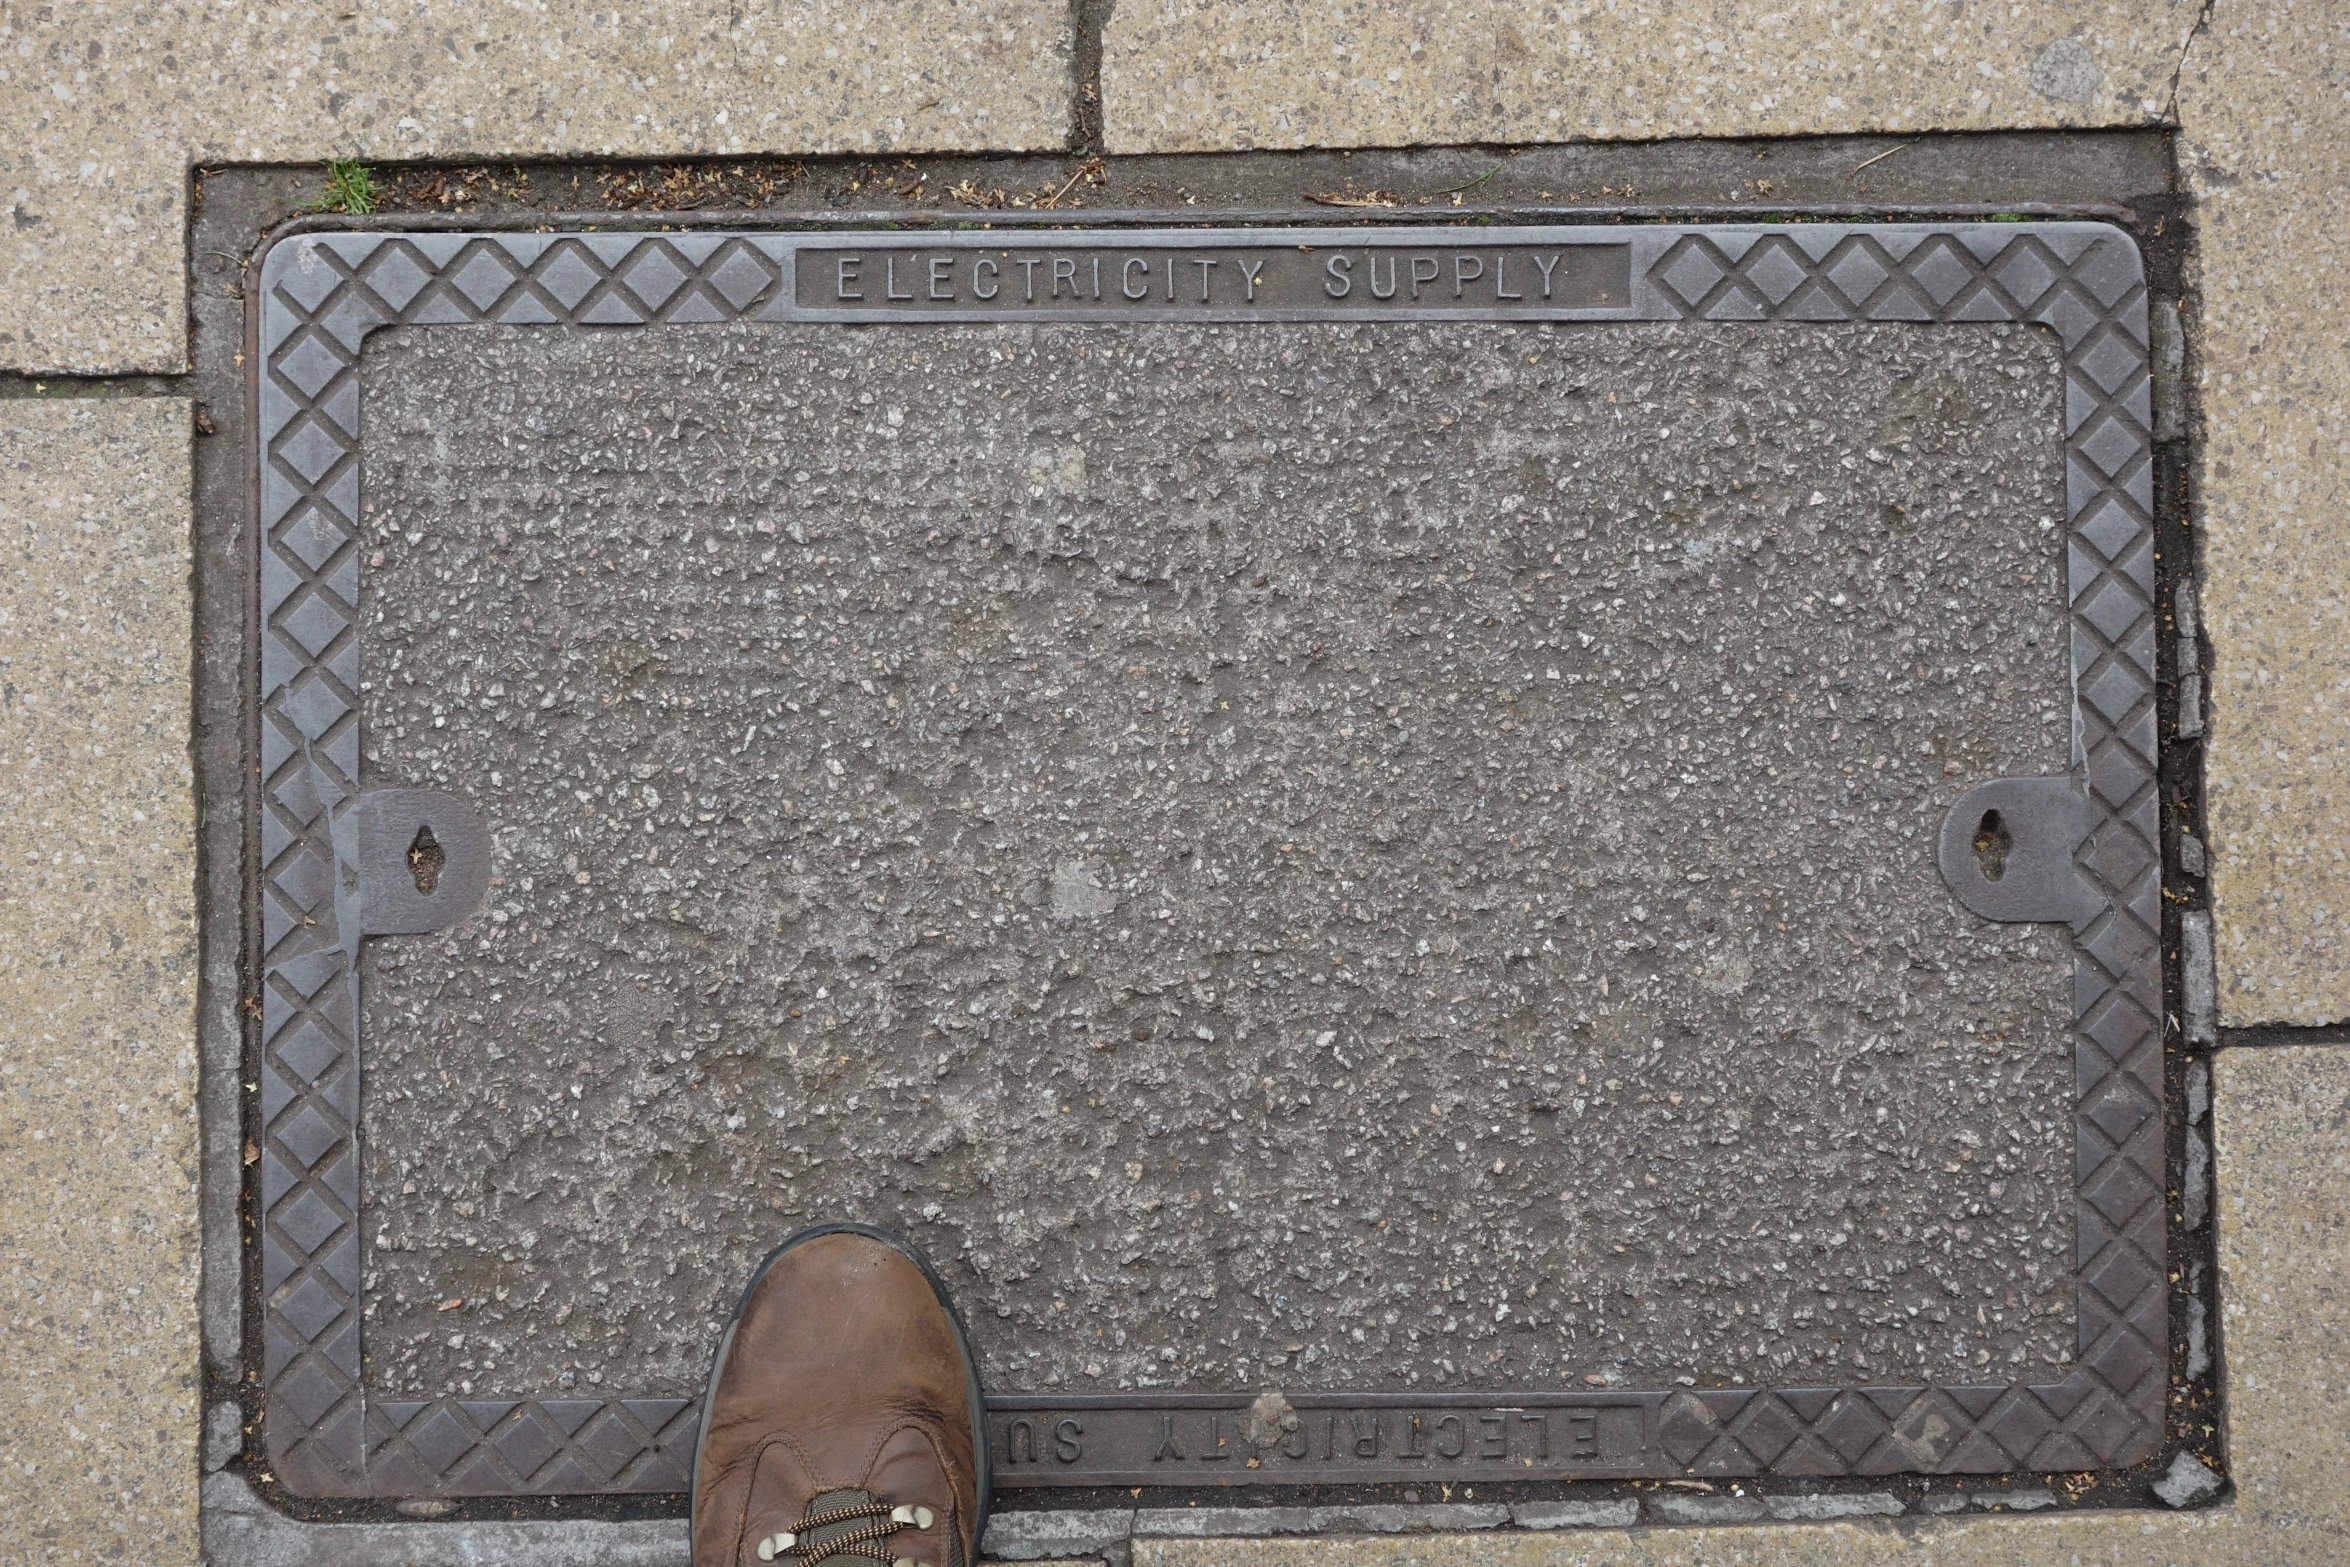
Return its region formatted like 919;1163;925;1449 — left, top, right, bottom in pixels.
794;243;1633;316
989;1399;1650;1484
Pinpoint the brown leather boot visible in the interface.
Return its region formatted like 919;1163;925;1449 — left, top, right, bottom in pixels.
692;1224;990;1567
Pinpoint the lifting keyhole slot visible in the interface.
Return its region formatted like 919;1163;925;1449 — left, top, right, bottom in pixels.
1971;809;2012;884
406;824;445;896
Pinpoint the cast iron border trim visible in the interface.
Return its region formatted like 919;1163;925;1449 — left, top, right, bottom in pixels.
246;221;2163;1497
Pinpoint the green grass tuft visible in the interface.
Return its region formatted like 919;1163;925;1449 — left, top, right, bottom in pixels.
312;159;378;216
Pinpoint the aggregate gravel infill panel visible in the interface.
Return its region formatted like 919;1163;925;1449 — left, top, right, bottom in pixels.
357;318;2074;1406
245;226;2166;1497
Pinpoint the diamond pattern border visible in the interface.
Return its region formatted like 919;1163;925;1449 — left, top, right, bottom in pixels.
251;223;2161;1496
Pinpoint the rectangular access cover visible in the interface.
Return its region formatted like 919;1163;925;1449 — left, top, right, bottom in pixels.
246;223;2164;1498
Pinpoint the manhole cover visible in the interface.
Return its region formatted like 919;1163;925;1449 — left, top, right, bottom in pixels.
248;224;2164;1498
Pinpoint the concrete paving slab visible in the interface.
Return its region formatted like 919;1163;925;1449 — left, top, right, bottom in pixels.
984;1509;1136;1559
1760;1492;1902;1520
2176;3;2350;1026
1647;1493;1765;1524
207;1474;1130;1567
0;399;199;1562
1507;1500;1638;1529
1102;3;2198;156
202;1469;689;1565
0;0;1072;375
1134;1506;1509;1536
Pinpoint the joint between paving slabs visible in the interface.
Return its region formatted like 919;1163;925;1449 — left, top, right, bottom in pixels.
1069;0;1113;156
0;371;195;399
196;130;2175;237
2123;174;2230;1492
0;372;224;445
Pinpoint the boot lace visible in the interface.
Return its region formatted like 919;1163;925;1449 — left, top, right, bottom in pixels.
754;1495;936;1565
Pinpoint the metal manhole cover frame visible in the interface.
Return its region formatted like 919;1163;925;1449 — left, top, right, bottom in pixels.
245;220;2164;1498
